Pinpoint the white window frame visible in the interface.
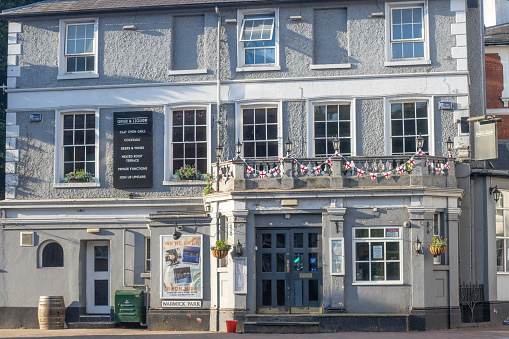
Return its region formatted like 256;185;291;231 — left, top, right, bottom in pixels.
307;98;356;157
38;240;64;268
235;101;283;159
236;8;281;72
384;1;430;66
58;18;99;80
54;109;100;188
496;190;509;274
145;237;151;273
384;97;434;156
163;104;211;184
352;227;403;285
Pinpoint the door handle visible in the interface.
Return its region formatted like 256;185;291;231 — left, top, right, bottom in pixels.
286;259;290;273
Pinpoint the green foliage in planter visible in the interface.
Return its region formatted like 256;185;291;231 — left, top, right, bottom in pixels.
210;240;232;251
64;169;94;182
174;164;202;180
429;236;447;249
202;172;214;195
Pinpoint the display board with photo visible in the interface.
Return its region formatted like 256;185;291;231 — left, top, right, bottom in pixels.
161;235;203;299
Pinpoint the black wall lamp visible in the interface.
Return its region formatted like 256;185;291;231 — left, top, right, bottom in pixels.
173;222;183;240
490;185;502;203
235;240;243;257
416;134;425;150
235;139;243;158
332;137;341;154
414;236;422;255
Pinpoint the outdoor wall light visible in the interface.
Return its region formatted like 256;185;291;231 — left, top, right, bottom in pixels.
490;185;502;203
416;134;425;150
173;222;182;240
414;236;422;255
446;137;454;153
285;137;292;157
235;240;243;257
235;139;243;158
332;137;341;154
215;145;223;162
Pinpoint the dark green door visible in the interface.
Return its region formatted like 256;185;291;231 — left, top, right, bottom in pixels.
256;228;322;313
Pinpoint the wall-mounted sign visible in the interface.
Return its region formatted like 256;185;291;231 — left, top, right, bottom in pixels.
113;111;153;188
162;300;202;308
161;235;203;299
29;113;42;122
330;238;344;275
474;121;498;160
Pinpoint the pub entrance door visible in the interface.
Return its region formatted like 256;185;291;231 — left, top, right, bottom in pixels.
256;227;322;313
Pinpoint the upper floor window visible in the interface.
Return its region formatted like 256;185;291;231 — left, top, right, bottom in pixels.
385;2;429;66
242;106;278;158
353;227;402;284
313;103;352;156
59;19;98;79
237;10;280;71
55;110;99;187
171;108;208;174
496;191;509;273
389;101;429;154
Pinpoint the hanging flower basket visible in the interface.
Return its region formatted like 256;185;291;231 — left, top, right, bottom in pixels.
428;236;447;256
212;249;229;259
429;246;446;256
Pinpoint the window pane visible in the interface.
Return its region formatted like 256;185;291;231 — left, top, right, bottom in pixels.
386;262;400;280
315;139;326;155
356;242;369;261
86;114;95;128
42;242;64;267
76;57;86;71
327;105;338;121
94;280;108;306
267;141;278;156
64;147;74;162
392;120;403;136
184;126;194;142
314;105;325;121
414;42;424;57
309;279;318;301
371;262;385;280
338;105;350;120
255;109;266;124
386;242;400;260
277;253;285;272
392;137;403;154
173;143;184;158
392;43;403;59
173;111;183;125
184;110;194;125
262;234;271;248
276;233;286;248
309;253;318;271
403;42;414;58
371;229;384;237
267;108;277;123
196;143;207;158
244;142;254;157
262;280;271;306
245;49;255;64
255;125;266;140
294;233;303;248
497;239;504;272
339;122;350;137
243;126;254;141
391;103;402;119
402;24;413;39
256;142;266;157
355;229;369;238
356;262;369;281
277;280;285;306
404;119;416;136
267;125;277;139
243;109;254;124
196;126;206;141
315;122;326;138
262;253;271;272
327;122;338;138
294;253;303;271
75;146;85;162
308;233;318;248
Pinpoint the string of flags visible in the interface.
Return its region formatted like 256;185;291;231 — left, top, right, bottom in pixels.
218;149;453;184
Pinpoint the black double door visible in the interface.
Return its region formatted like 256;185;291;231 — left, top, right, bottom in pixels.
256;228;322;313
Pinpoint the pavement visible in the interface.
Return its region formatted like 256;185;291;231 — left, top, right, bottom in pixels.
0;326;509;339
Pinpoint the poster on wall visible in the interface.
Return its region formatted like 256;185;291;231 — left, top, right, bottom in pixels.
330;238;345;275
161;235;203;299
234;257;247;294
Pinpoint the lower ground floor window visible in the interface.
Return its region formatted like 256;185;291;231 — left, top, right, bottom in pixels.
353;227;402;283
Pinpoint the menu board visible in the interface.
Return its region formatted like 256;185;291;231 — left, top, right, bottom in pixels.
113;111;153;188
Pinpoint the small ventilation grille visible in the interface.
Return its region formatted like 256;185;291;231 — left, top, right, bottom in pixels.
20;232;34;246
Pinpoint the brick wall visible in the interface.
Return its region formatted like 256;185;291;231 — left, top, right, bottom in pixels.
486;53;504;109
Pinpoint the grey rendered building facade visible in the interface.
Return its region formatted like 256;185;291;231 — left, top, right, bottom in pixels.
0;0;505;332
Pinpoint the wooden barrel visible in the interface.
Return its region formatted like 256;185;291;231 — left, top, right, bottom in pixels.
38;296;65;330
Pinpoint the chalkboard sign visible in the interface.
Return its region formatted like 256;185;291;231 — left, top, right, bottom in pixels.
113;111;153;188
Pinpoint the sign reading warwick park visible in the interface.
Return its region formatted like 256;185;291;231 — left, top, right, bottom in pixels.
113;111;153;188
